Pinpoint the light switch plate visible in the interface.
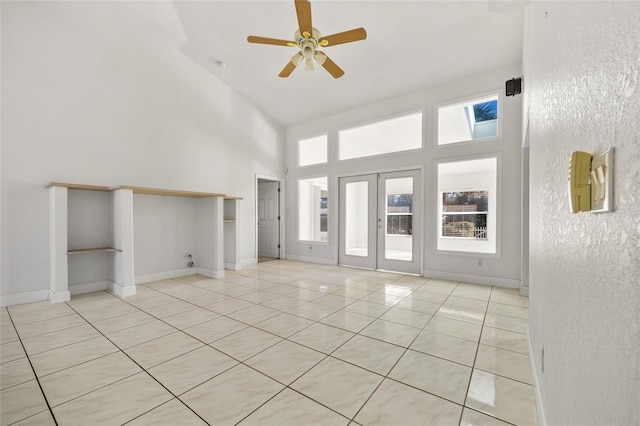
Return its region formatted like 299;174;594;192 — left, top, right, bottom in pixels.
590;148;614;213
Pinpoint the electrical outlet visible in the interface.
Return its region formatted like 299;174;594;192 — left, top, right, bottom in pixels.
183;253;192;260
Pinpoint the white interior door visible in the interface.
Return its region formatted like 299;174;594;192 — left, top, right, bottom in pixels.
339;170;421;274
258;180;279;258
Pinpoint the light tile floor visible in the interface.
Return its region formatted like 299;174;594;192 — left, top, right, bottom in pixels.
0;261;537;425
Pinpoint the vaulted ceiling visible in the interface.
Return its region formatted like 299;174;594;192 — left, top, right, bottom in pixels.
124;1;525;127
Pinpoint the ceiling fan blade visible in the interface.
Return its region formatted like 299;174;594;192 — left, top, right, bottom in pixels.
294;0;313;38
319;27;367;47
278;60;298;78
247;35;296;47
314;51;344;79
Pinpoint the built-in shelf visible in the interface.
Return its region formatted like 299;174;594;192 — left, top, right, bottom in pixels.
120;186;225;198
67;247;122;255
47;182;115;192
48;181;242;303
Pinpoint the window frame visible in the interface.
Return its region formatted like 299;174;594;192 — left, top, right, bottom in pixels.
434;154;501;257
337;109;425;162
435;91;503;148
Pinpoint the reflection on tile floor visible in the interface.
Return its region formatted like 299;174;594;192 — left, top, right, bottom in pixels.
0;260;537;425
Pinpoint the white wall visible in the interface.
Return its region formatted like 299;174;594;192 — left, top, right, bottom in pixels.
285;65;522;287
132;194;198;278
0;2;284;299
523;2;640;425
67;189;113;287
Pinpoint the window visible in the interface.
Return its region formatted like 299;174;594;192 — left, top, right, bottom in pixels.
441;191;488;239
437;94;499;145
298;177;328;242
387;194;413;235
339;112;422;160
298;134;328;167
437;157;498;254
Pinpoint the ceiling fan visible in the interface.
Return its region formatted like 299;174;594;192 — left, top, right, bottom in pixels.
247;0;367;78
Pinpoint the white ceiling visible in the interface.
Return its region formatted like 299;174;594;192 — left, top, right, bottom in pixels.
125;1;525;127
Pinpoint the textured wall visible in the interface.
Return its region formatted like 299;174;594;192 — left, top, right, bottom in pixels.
524;2;640;425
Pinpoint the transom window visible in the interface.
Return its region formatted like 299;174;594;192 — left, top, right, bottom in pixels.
339;112;423;160
298;134;328;167
437;93;500;145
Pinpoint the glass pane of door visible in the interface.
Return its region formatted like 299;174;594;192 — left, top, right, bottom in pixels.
339;174;377;270
384;177;413;261
345;181;369;257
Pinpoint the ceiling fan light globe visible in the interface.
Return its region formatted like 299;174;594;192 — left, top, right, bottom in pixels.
304;58;314;71
291;52;304;66
313;51;327;65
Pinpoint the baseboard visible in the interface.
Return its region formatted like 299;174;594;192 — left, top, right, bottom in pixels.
285;254;335;265
197;267;225;279
109;281;137;298
528;327;547;426
422;269;520;288
0;289;51;307
134;268;199;284
224;263;243;271
520;286;530;297
69;280;111;296
242;258;258;266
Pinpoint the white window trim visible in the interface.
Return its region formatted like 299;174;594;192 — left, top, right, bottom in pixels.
434;154;502;258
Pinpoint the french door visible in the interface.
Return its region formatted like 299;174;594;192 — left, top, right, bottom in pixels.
339;170;421;274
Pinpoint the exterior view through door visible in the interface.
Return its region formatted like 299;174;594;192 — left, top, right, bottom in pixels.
258;179;280;261
339;169;421;274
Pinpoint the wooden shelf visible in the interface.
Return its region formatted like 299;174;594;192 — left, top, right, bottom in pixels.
47;182;115;192
67;247;122;255
119;186;226;198
47;183;235;199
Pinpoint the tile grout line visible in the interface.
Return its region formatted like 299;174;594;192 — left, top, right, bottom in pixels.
63;301;214;426
232;276;410;426
5;308;60;426
347;277;455;421
459;284;497;425
344;277;473;422
6;266;529;425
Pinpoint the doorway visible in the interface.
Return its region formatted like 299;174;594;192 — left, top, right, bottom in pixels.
339;169;421;274
257;178;280;262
